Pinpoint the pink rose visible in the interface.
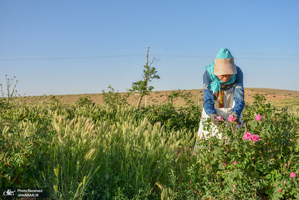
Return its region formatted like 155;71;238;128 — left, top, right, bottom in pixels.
251;134;260;142
217;116;223;121
233;189;235;192
228;115;235;122
233;184;236;187
234;161;237;165
255;114;262;121
278;189;281;193
243;132;252;141
165;97;167;100
290;172;296;178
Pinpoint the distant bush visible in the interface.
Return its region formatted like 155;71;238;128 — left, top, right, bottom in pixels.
102;85;130;108
75;96;95;107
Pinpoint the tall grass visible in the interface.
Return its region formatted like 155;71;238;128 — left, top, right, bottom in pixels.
0;98;197;199
0;91;298;199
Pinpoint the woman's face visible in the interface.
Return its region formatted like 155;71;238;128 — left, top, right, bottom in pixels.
217;74;232;83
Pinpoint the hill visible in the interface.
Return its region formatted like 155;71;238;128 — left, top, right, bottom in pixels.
18;88;299;110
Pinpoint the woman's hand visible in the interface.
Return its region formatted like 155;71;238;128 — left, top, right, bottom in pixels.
231;112;241;125
209;113;221;126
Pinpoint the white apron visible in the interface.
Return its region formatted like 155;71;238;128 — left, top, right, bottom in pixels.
194;88;244;150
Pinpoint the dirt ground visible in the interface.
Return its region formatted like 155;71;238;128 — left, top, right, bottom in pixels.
17;88;299;110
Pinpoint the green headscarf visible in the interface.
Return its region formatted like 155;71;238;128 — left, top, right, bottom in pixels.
205;62;236;93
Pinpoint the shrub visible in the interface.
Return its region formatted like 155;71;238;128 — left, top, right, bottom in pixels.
75;96;95;107
188;94;299;199
102;85;130;108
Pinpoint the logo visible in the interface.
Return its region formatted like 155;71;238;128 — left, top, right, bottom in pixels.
3;189;16;196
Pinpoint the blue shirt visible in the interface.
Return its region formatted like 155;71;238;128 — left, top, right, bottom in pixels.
203;66;245;116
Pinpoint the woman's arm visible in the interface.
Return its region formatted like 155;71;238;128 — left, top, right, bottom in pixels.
233;67;245;116
203;70;217;116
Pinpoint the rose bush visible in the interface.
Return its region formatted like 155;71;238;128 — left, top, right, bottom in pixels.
184;93;299;199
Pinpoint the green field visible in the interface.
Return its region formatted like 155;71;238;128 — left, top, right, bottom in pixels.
0;91;298;199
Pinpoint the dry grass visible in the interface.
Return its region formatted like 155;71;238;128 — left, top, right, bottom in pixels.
13;88;299;110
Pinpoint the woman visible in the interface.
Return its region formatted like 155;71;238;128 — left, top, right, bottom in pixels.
196;48;245;142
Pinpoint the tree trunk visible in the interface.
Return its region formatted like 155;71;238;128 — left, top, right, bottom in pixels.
145;48;149;107
137;95;143;108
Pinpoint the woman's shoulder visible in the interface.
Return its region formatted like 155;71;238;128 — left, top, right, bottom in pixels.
235;66;243;82
235;66;243;78
203;70;212;81
203;69;210;76
236;66;243;74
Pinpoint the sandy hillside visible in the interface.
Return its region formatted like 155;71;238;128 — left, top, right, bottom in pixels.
18;88;299;110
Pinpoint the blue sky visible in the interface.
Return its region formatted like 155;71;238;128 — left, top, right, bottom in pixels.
1;0;298;96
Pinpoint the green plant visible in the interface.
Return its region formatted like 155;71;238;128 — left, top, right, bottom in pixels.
0;74;18;104
75;96;95;107
102;85;130;108
190;93;299;199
